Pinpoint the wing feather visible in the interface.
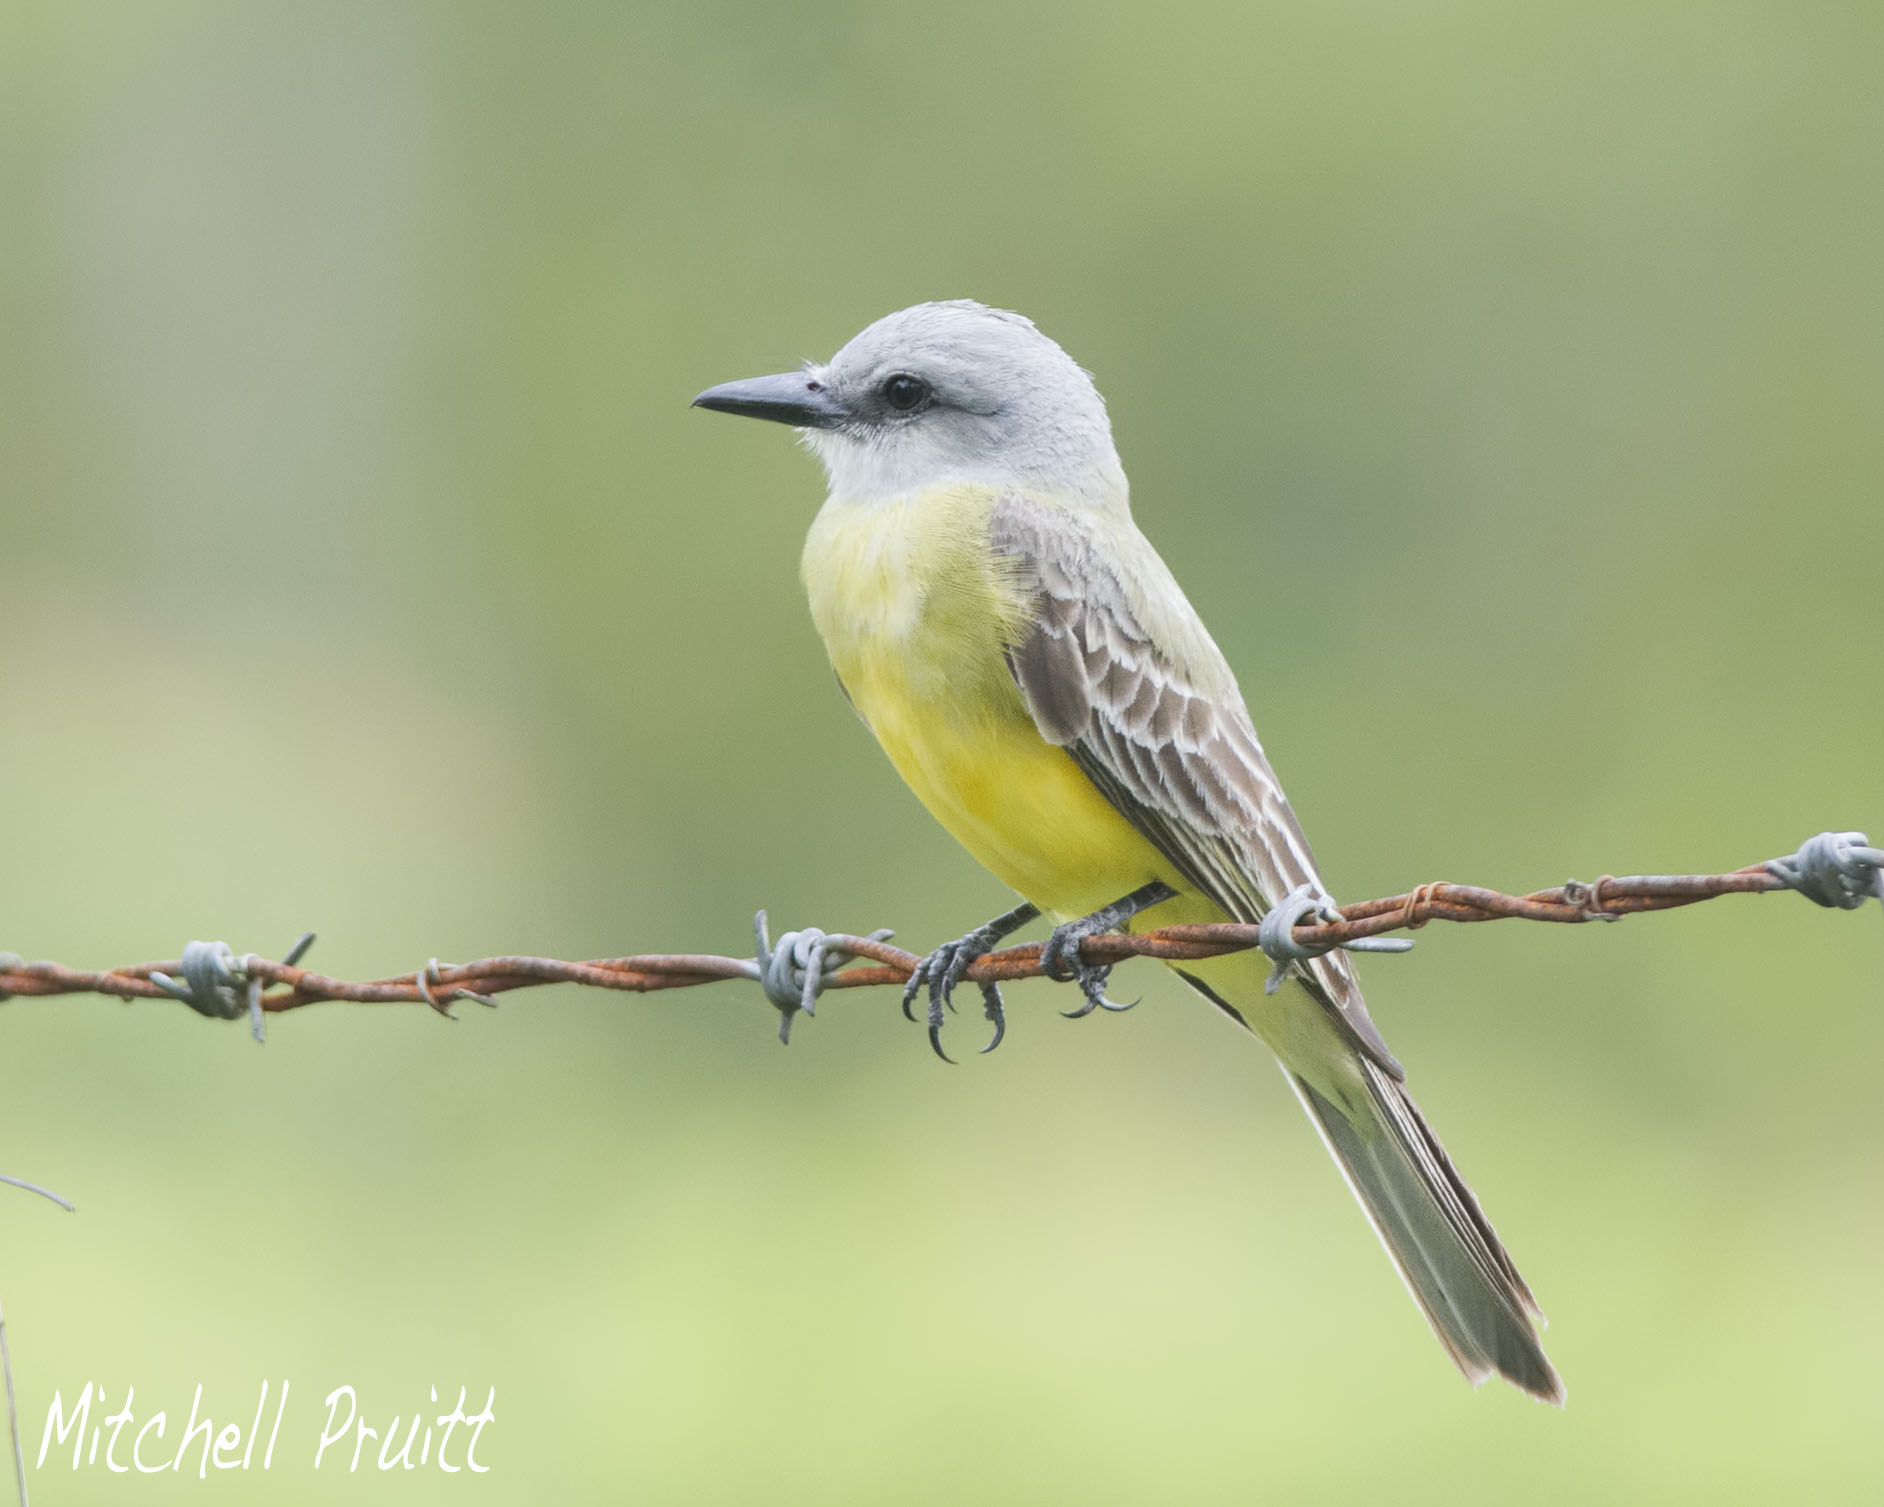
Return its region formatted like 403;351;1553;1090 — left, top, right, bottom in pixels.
991;494;1401;1075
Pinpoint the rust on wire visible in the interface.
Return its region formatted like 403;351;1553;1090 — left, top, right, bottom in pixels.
0;856;1827;1019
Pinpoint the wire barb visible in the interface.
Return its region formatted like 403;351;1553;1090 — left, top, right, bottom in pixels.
750;912;896;1043
1257;883;1416;995
147;935;318;1043
1764;830;1884;913
416;957;501;1018
1561;876;1622;922
148;941;258;1039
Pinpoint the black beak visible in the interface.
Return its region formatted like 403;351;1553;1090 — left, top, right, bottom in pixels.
691;371;847;429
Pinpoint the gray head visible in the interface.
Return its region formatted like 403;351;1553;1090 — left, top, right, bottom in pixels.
693;301;1126;506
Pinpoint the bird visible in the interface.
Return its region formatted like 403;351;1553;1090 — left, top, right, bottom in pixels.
692;300;1562;1402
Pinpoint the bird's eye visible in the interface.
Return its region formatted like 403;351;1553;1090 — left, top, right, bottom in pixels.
880;373;931;412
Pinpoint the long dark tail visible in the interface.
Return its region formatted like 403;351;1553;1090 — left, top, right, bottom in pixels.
1289;1059;1564;1403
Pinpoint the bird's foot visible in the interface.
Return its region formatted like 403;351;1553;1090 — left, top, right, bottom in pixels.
1039;922;1129;1017
901;901;1040;1062
1040;881;1179;1019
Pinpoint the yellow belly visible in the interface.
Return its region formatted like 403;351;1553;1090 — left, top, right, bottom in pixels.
801;483;1218;926
872;688;1183;919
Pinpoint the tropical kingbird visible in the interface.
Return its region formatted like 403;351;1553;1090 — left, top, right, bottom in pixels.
693;301;1561;1402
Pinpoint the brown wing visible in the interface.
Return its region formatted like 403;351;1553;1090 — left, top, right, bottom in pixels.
990;495;1401;1076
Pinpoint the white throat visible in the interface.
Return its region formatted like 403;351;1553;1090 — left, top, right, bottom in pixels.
803;427;1131;510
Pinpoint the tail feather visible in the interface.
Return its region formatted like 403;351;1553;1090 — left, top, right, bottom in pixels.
1288;1060;1564;1404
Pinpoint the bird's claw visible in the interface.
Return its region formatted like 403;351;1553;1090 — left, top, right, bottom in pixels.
903;925;1010;1063
1037;881;1174;1020
1041;921;1133;1017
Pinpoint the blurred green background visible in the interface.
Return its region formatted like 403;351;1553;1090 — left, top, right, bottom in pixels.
3;0;1881;1501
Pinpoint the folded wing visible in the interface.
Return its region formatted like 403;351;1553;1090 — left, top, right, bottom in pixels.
989;493;1399;1074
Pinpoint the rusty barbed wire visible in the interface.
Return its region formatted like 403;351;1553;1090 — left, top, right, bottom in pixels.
1;831;1876;1032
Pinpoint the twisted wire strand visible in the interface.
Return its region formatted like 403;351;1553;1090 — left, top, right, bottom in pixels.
1;832;1872;1025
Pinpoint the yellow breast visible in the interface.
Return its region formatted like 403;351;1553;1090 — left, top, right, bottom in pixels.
800;484;1200;921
